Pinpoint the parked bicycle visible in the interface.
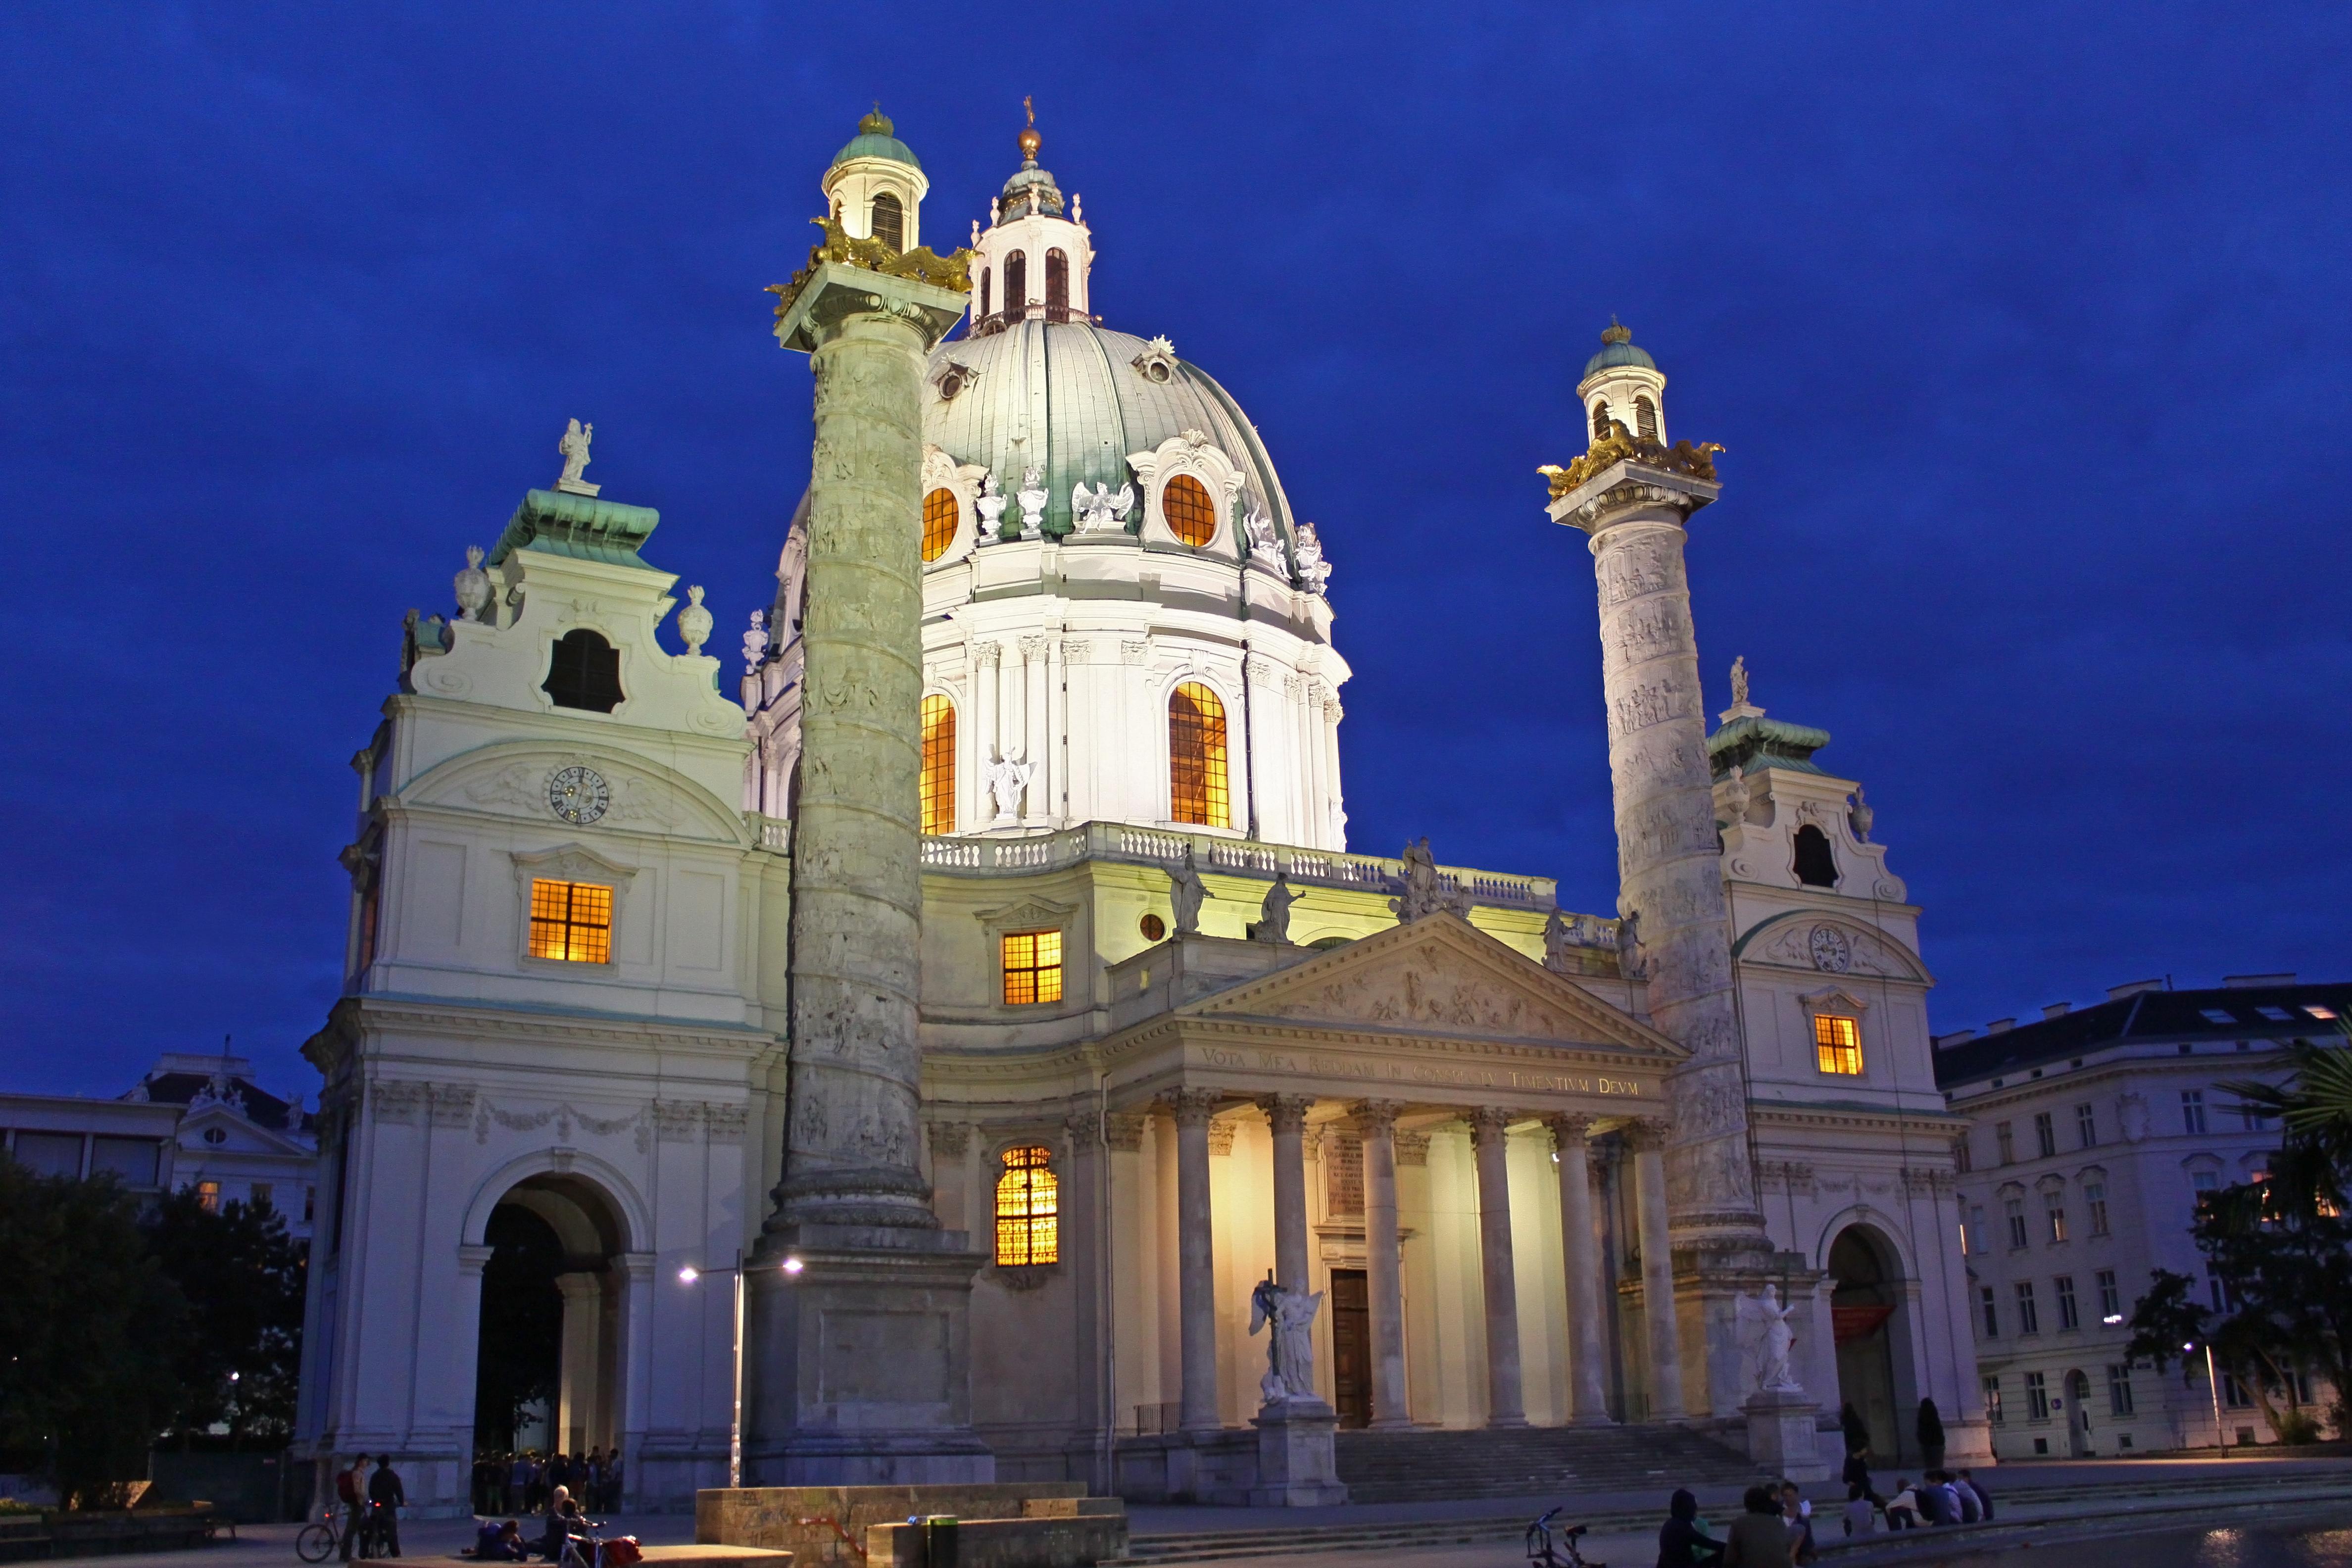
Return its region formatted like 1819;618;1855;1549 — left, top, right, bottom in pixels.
555;1519;641;1568
1527;1507;1604;1568
295;1508;347;1564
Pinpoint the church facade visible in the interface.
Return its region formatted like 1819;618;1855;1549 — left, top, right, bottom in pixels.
293;109;1986;1515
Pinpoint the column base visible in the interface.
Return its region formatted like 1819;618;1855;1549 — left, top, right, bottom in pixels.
740;1224;995;1487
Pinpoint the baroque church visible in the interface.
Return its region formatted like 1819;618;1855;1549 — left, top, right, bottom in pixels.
293;108;1986;1515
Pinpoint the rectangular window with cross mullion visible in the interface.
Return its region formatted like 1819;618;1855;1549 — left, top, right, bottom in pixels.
1813;1014;1863;1075
529;878;613;963
1001;930;1064;1006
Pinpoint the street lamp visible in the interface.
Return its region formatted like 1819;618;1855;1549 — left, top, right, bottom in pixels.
2184;1340;2227;1454
677;1255;803;1485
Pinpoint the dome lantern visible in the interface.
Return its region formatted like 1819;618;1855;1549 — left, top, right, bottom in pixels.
967;98;1094;331
822;102;931;252
1575;318;1668;449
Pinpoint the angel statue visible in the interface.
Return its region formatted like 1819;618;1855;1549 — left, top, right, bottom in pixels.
1015;466;1049;536
1248;1270;1324;1407
1293;522;1332;594
555;418;599;495
1072;480;1134;532
981;751;1033;824
1737;1284;1803;1395
1242;504;1285;572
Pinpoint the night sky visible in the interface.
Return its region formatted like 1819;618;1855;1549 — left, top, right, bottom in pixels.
5;5;2347;1102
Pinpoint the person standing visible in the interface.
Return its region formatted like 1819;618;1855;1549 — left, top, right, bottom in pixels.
1722;1486;1794;1568
1656;1487;1724;1567
367;1455;406;1559
336;1457;366;1562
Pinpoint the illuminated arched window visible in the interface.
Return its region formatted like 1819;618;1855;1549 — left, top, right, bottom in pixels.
1004;251;1027;317
1169;681;1231;829
871;192;904;250
994;1145;1059;1265
921;487;959;562
979;267;991;320
1635;395;1659;440
920;694;956;835
1591;401;1611;440
1161;474;1218;547
1045;248;1069;320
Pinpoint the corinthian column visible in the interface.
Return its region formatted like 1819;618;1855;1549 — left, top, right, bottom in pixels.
1354;1101;1412;1429
1546;1115;1613;1424
1171;1088;1223;1433
1547;411;1765;1254
1469;1108;1526;1427
1628;1118;1687;1421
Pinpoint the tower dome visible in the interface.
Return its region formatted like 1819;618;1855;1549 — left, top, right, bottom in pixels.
1575;320;1668;446
822;104;930;251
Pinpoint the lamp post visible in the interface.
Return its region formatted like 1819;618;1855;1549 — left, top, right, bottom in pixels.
2185;1340;2227;1455
680;1254;803;1486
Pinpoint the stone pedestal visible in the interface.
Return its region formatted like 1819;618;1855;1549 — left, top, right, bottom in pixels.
1247;1400;1348;1507
1743;1389;1830;1481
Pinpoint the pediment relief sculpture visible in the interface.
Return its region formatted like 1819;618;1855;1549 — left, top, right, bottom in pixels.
412;745;743;843
1738;912;1929;983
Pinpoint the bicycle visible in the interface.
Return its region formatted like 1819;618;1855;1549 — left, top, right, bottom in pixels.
295;1508;347;1564
1526;1507;1604;1568
557;1519;642;1568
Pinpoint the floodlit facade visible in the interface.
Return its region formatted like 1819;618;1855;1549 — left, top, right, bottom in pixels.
295;108;1987;1515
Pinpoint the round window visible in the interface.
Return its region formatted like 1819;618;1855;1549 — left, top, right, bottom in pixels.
202;1128;227;1145
1139;913;1167;941
1161;474;1218;547
921;488;959;562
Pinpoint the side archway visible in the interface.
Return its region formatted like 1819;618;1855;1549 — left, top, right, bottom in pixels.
1822;1221;1922;1465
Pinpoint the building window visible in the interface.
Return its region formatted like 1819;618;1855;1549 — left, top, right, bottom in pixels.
2096;1268;2120;1320
2005;1196;2029;1250
543;629;624;713
993;1145;1059;1265
1001;930;1064;1006
2221;1371;2252;1409
871;191;904;250
1979;1285;1999;1338
1813;1013;1864;1075
922;488;959;562
2025;1370;2050;1421
1983;1374;2005;1424
2241;1102;2274;1132
2191;1169;2218;1223
249;1182;273;1212
1169;681;1231;828
2035;1112;2057;1158
1003;250;1027;316
196;1179;221;1213
304;1186;316;1223
920;694;956;835
2077;1102;2098;1148
2182;1089;2207;1134
2045;1191;2068;1243
2206;1262;2231;1313
2086;1181;2110;1235
2014;1280;2040;1334
2107;1364;2135;1416
1161;473;1219;547
1045;248;1069;320
1792;824;1838;887
1591;400;1611;440
1996;1122;2015;1164
1635;394;1659;440
978;267;990;319
2055;1274;2079;1329
1968;1204;1988;1255
202;1127;228;1145
1956;1136;1973;1174
528;878;614;964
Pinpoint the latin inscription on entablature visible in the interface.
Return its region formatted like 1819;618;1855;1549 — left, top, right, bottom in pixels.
1192;1044;1653;1101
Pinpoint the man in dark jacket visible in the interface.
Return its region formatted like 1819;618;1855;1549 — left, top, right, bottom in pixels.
1956;1470;1993;1520
1658;1487;1725;1567
367;1456;406;1559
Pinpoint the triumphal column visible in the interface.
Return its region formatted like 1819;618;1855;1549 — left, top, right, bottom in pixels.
740;111;992;1482
1544;323;1779;1420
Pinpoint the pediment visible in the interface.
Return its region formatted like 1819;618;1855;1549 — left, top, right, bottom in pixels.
404;740;746;844
1733;910;1931;984
1182;914;1685;1061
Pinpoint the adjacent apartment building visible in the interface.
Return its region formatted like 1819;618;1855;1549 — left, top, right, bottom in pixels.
1936;974;2350;1458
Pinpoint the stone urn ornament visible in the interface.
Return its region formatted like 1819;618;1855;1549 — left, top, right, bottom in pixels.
452;545;492;623
677;585;713;655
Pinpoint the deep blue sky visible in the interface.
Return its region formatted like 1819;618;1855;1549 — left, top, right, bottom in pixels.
4;4;2347;1102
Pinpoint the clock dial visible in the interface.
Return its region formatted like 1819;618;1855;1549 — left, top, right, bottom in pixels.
1809;924;1852;974
548;766;609;826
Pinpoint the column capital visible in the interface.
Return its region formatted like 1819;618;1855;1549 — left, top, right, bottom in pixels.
1350;1098;1404;1132
1544;1112;1595;1144
1103;1112;1147;1152
1468;1106;1519;1147
770;261;970;355
928;1121;971;1156
1255;1093;1315;1133
1062;1113;1104;1150
1168;1087;1222;1128
457;1243;495;1277
1624;1116;1672;1152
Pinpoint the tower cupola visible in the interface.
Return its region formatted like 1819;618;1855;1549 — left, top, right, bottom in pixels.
821;104;930;251
967;98;1095;333
1575;319;1668;447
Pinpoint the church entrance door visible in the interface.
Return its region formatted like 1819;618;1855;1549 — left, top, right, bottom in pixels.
1329;1269;1372;1428
1828;1227;1909;1464
472;1174;627;1472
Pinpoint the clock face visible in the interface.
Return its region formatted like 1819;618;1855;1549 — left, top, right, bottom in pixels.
1809;924;1852;974
548;766;609;826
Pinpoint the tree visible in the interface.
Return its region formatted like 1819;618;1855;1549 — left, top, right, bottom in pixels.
143;1190;309;1445
0;1161;186;1507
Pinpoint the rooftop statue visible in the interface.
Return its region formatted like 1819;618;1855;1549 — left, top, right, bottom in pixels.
1390;837;1471;923
982;751;1033;825
1168;846;1212;935
1729;655;1750;709
554;418;601;497
1072;480;1133;533
1249;872;1296;943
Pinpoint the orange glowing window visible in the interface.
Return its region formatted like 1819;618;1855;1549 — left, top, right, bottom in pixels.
195;1180;220;1213
529;878;613;964
1815;1014;1863;1076
994;1145;1059;1265
1001;930;1063;1006
1162;474;1218;547
1169;682;1230;828
921;694;956;835
922;488;959;562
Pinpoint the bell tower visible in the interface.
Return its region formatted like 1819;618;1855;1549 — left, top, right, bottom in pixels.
821;105;930;251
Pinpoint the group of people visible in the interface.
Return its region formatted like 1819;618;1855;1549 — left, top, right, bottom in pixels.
330;1455;406;1561
470;1450;624;1517
1656;1459;1997;1567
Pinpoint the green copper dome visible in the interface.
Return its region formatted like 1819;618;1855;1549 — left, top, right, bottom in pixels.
1582;320;1656;378
831;106;921;171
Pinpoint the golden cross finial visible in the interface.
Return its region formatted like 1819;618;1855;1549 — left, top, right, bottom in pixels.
1024;95;1034;128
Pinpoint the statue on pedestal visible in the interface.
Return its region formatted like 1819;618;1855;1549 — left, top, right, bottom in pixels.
1249;872;1295;943
1738;1284;1802;1394
554;419;600;496
1168;846;1211;934
1249;1271;1324;1407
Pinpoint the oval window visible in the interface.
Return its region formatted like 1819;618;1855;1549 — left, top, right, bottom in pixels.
921;488;959;562
1162;474;1218;547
